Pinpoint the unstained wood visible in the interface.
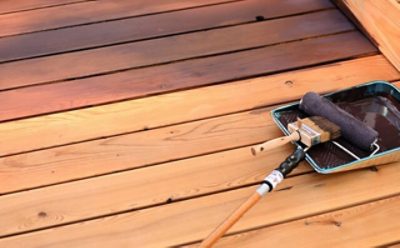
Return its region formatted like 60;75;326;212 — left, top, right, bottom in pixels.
0;163;399;247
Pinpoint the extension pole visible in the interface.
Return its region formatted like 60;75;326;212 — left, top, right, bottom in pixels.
200;148;306;247
199;191;263;248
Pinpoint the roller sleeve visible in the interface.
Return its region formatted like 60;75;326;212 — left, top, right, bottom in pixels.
299;92;378;151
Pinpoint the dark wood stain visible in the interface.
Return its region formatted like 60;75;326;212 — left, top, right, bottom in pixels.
0;0;333;63
0;32;376;122
0;9;352;90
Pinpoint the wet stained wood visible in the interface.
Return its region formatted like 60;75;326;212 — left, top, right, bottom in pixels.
0;162;399;247
0;10;353;90
0;55;397;157
0;0;232;37
0;31;377;122
0;0;333;62
209;195;400;247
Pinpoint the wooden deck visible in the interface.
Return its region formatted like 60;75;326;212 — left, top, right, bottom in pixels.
0;0;399;247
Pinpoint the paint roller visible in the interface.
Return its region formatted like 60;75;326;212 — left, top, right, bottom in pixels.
299;91;378;150
200;92;379;248
251;92;379;155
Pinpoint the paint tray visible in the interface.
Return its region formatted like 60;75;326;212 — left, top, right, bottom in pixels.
271;81;400;174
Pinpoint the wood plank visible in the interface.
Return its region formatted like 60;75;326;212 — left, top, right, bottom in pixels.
0;145;311;236
0;32;376;123
0;162;399;247
0;10;354;90
1;56;398;193
0;0;333;62
0;107;277;194
0;0;232;37
210;195;400;248
0;54;397;156
336;0;400;71
2;78;399;194
0;0;86;15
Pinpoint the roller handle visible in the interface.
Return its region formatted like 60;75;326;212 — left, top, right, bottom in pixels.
200;148;306;247
251;131;300;156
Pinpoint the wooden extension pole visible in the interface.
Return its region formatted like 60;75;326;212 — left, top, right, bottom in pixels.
200;148;305;247
199;192;262;248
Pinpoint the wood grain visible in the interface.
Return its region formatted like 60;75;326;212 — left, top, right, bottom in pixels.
0;0;333;62
0;0;86;15
0;1;397;246
0;144;311;236
0;107;279;194
337;0;400;71
0;0;232;37
0;162;399;247
0;10;354;90
0;55;397;156
211;195;400;247
0;31;376;123
1;77;398;194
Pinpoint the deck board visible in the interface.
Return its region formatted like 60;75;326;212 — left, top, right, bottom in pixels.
0;107;276;193
0;57;397;195
0;0;233;37
0;0;399;247
211;195;400;248
0;10;355;90
1;163;399;247
0;0;333;62
0;144;312;237
0;0;87;15
0;32;379;122
0;56;397;157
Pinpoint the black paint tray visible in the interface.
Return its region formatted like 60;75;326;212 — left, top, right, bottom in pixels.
271;81;400;174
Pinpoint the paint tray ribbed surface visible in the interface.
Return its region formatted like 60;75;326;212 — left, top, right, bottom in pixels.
271;81;400;174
